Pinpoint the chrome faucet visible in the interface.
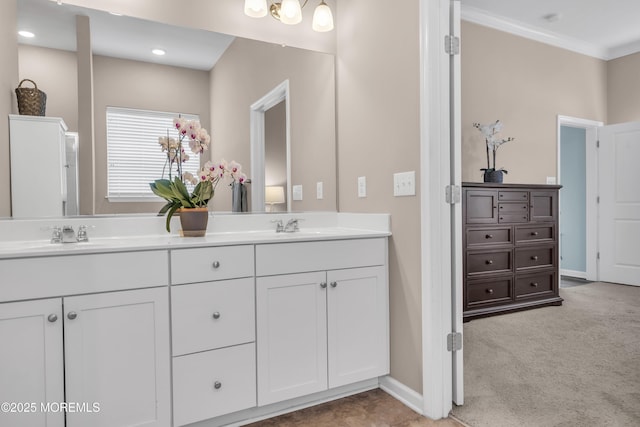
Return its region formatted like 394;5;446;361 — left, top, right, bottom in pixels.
77;225;89;242
50;226;62;243
61;225;77;243
272;219;285;233
283;218;301;233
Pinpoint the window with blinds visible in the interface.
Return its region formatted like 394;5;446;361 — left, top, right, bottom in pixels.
106;107;200;201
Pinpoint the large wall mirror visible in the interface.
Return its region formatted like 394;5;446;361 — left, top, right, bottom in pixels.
10;0;336;218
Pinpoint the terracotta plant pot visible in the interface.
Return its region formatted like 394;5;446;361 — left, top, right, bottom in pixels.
178;207;209;237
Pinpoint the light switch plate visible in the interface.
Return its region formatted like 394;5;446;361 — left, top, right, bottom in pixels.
546;176;557;185
292;185;303;201
316;182;323;199
394;171;416;196
358;176;366;198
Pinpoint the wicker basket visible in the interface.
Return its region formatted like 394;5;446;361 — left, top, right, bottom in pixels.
15;79;47;116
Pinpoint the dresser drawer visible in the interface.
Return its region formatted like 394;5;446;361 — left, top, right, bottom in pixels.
466;277;512;309
171;278;254;356
171;245;254;284
173;343;256;426
467;249;512;276
467;227;511;247
515;271;555;299
498;191;528;201
498;213;529;223
515;246;554;270
498;203;528;213
515;225;554;244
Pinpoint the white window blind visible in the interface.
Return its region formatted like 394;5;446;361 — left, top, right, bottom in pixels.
106;107;200;200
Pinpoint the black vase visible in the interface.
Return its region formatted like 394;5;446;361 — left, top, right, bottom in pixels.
484;170;504;183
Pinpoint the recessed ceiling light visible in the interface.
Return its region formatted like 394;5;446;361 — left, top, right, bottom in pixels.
18;30;35;38
543;13;562;23
152;49;166;56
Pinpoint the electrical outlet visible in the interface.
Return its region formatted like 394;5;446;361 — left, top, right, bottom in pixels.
394;171;416;196
316;182;323;199
292;185;303;201
546;176;557;185
358;176;366;198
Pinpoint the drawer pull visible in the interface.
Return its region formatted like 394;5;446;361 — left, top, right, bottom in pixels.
213;381;222;390
531;231;539;236
485;234;493;239
531;256;539;261
320;282;327;289
212;261;221;269
48;314;58;323
485;260;493;265
67;311;78;320
499;217;504;220
531;282;539;288
486;288;494;295
330;281;338;288
212;312;221;320
523;206;527;209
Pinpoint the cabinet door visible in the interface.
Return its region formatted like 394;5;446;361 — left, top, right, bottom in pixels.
64;287;171;427
327;266;389;388
530;190;557;222
465;189;498;223
0;299;64;427
256;271;328;406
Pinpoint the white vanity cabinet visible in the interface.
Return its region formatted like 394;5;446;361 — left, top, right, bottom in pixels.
170;245;257;427
255;238;389;406
0;298;65;427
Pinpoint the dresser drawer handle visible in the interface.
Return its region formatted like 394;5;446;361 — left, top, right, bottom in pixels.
523;206;527;209
531;231;539;236
212;312;221;320
485;234;493;239
531;282;539;287
486;288;494;295
523;194;527;198
485;260;493;265
214;381;222;390
499;217;504;220
531;256;539;261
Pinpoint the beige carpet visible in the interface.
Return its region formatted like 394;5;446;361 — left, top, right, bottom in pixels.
451;282;640;427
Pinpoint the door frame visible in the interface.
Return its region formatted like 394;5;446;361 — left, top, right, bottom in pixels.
556;115;602;282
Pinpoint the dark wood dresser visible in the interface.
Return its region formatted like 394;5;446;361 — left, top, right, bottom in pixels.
462;183;563;321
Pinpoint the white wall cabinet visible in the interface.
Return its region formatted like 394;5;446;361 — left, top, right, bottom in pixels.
0;298;65;427
0;288;170;427
256;238;389;407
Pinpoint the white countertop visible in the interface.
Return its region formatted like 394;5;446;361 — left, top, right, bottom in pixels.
0;213;391;259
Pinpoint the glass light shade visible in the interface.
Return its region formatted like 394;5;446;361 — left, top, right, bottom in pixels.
312;2;334;32
265;186;286;204
280;0;303;25
244;0;267;18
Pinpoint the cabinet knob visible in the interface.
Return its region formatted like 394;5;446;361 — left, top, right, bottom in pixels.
499;217;504;220
531;282;539;288
523;194;527;198
212;312;221;320
213;381;222;390
48;314;58;323
531;256;539;261
523;206;527;209
212;261;220;269
320;282;327;289
486;288;494;294
499;206;503;209
67;311;78;320
531;231;539;236
485;260;493;265
485;234;493;239
330;281;337;288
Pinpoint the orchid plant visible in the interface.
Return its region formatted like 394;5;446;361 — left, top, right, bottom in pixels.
150;117;247;232
473;120;514;175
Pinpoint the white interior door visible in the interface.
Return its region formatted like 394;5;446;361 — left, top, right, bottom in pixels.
598;122;640;286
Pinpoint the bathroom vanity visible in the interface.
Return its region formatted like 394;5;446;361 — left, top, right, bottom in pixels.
0;213;390;427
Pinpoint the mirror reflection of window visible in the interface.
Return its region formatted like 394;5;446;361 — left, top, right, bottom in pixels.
264;100;287;212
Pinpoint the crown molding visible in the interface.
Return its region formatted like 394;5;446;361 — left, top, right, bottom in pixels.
461;5;614;60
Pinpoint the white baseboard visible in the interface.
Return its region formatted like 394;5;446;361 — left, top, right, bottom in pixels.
561;269;587;280
379;376;423;415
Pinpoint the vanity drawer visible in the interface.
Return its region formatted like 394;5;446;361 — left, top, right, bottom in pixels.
498;191;528;201
465;277;512;309
466;227;511;247
171;245;254;284
466;249;512;276
515;271;555;299
171;278;255;356
173;343;256;427
256;238;386;276
515;246;555;270
515;225;554;244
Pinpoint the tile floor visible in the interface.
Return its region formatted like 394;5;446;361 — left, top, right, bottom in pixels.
245;389;466;427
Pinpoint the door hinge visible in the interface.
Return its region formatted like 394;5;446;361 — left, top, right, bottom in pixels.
447;332;462;352
596;140;600;148
597;196;600;203
445;185;461;204
445;35;460;55
597;252;600;260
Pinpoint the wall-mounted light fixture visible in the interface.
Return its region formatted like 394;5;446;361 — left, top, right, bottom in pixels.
244;0;334;32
